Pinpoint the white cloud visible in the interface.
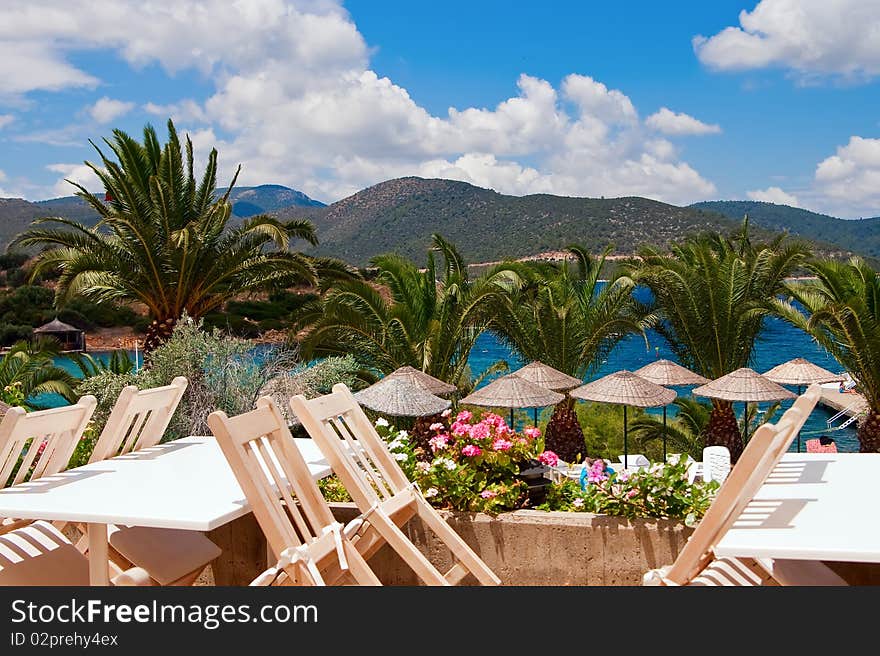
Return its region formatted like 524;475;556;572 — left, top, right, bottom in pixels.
46;163;103;197
0;115;13;129
88;97;135;124
809;136;880;216
694;0;880;81
747;186;799;207
3;1;717;206
646;108;721;136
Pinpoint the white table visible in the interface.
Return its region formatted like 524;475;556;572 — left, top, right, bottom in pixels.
0;436;333;585
715;453;880;563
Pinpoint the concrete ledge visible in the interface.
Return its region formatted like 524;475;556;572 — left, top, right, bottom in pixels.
329;503;694;586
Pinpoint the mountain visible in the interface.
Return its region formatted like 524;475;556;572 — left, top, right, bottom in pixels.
221;184;325;217
692;200;880;259
276;177;839;265
0;184;324;247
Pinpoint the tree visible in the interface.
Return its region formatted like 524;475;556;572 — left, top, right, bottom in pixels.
492;246;648;462
630;220;808;460
0;337;78;409
14;120;323;351
774;257;880;452
297;234;523;390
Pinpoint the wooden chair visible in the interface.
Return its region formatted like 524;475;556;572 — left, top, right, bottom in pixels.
84;377;222;587
0;397;97;533
0;396;96;491
0;520;150;586
290;383;501;586
644;385;846;586
208;397;381;586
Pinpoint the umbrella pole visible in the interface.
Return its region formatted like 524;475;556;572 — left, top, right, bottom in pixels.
533;407;538;427
662;406;667;462
623;406;628;469
743;402;749;444
510;407;514;430
796;385;803;453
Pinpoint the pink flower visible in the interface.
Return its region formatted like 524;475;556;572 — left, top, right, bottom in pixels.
429;434;450;452
429;422;444;432
538;450;559;467
516;437;528;445
492;438;513;451
461;444;482;457
450;421;470;437
495;423;510;435
482;413;504;428
456;410;472;423
587;471;608;484
468;422;490;440
524;426;541;439
480;490;497;499
441;408;451;418
627;489;638;498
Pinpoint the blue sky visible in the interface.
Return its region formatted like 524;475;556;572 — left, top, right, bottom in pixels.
1;1;879;218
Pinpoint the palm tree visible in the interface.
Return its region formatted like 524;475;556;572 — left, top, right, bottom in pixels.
68;350;135;377
297;234;523;390
491;245;649;462
14;120;323;351
630;220;808;460
0;337;78;409
774;257;880;452
630;397;781;461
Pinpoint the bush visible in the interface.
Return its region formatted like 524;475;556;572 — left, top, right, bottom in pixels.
0;323;34;346
574;402;649;461
0;252;29;271
538;458;717;525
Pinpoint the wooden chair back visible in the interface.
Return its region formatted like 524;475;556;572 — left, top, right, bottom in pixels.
89;377;187;463
291;383;501;586
207;396;380;586
0;396;96;488
663;384;820;584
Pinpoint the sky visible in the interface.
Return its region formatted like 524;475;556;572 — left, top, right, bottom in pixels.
1;0;880;218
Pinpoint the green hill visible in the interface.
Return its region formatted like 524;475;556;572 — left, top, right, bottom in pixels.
277;177;847;265
692;200;880;259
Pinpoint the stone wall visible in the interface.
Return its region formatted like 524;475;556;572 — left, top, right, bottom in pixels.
329;504;694;586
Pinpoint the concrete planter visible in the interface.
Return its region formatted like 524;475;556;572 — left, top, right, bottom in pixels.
329;503;694;586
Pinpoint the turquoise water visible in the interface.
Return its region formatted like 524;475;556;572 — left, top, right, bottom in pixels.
45;314;858;452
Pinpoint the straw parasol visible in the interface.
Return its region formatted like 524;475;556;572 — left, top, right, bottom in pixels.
512;361;581;423
693;368;796;442
386;365;457;396
763;358;842;389
354;377;451;417
571;371;676;468
633;360;709;460
763;358;843;452
460;373;564;427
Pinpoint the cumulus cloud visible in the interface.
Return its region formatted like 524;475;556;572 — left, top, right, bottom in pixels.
694;0;880;81
747;186;799;207
0;115;13;129
46;163;103;197
6;1;716;205
88;97;135;124
810;136;880;216
645;108;720;136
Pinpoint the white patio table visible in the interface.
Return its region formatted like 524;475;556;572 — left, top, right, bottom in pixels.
0;436;333;585
715;452;880;563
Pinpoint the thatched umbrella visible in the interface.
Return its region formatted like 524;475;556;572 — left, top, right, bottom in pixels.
512;361;581;423
633;360;709;459
693;368;796;443
354;377;451;417
763;358;842;451
460;373;564;427
571;371;676;468
386;365;457;396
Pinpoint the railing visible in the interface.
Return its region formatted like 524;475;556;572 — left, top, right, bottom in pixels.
827;400;865;428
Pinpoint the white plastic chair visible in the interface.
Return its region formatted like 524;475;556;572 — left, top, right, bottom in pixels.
618;454;650;468
702;446;731;484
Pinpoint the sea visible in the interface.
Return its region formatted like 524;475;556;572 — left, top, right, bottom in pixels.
49;311;859;453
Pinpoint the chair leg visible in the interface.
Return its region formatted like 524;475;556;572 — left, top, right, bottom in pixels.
414;497;501;585
368;508;449;585
342;540;382;586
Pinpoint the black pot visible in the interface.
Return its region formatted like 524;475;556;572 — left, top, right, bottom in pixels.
517;460;552;505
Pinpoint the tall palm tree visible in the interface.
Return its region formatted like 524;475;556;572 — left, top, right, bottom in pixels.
14;120;322;351
630;220;808;460
0;337;78;409
297;234;523;390
774;257;880;452
491;245;649;462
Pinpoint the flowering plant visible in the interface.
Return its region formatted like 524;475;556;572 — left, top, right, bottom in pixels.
376;410;557;514
538;457;718;526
